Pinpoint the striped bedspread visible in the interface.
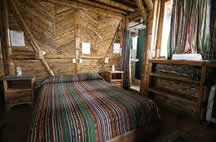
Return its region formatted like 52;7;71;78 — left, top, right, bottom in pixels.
28;76;159;142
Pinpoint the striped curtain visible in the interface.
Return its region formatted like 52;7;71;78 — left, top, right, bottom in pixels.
168;0;213;60
121;29;131;89
211;0;216;60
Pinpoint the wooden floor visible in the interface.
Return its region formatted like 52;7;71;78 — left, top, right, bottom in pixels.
0;102;215;142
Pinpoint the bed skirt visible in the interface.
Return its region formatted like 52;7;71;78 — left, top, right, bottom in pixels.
107;120;160;142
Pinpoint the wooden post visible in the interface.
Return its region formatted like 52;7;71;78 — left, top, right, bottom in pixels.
74;10;81;73
199;63;207;120
155;0;164;58
0;0;15;76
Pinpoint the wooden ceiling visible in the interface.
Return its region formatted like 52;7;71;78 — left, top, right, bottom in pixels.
49;0;153;23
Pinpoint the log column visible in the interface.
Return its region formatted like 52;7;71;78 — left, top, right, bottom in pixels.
0;0;15;76
139;1;156;95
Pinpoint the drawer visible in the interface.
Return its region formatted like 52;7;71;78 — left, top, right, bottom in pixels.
5;89;32;97
112;82;122;87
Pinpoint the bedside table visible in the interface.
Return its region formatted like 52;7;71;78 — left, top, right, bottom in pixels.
3;75;35;109
103;71;124;87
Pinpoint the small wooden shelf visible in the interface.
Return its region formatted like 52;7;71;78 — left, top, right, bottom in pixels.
148;88;196;106
150;59;204;66
148;59;216;120
150;73;200;84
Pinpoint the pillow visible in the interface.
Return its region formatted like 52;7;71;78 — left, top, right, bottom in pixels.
78;72;102;81
40;72;102;85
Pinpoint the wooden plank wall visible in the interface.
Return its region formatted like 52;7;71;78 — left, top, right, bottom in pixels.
7;0;123;81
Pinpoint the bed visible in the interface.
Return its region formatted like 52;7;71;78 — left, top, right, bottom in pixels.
27;73;160;142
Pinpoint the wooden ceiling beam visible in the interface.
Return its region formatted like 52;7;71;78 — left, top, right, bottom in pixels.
127;10;141;21
72;0;128;14
144;0;153;10
47;0;124;18
135;0;148;22
93;0;135;12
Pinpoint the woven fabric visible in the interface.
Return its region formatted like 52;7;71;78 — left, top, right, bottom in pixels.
28;79;159;142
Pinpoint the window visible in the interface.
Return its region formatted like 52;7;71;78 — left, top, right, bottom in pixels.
160;1;172;58
9;30;25;47
82;42;91;54
113;43;121;54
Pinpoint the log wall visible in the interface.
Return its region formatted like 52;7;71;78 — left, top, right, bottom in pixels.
6;0;123;81
0;54;3;77
0;40;4;77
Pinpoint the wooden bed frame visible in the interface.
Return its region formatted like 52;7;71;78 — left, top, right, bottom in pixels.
108;120;160;142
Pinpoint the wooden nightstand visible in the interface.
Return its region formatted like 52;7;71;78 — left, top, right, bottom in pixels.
103;71;124;87
3;75;35;109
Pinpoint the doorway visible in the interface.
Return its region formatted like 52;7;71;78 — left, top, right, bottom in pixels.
129;23;146;92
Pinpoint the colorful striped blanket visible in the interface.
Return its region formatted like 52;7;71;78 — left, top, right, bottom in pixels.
28;74;159;142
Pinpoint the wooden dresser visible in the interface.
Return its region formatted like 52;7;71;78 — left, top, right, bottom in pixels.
3;75;35;109
103;71;124;87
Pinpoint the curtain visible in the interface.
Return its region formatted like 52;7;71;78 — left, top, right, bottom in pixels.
135;29;146;80
121;29;131;89
168;0;213;60
211;0;216;60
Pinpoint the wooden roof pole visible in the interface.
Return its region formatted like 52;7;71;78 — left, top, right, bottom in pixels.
93;0;135;12
144;0;154;11
135;0;148;22
127;11;141;22
72;0;128;14
139;0;157;94
10;0;54;76
0;0;15;76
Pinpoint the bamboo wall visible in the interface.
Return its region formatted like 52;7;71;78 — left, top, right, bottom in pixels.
6;0;123;81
